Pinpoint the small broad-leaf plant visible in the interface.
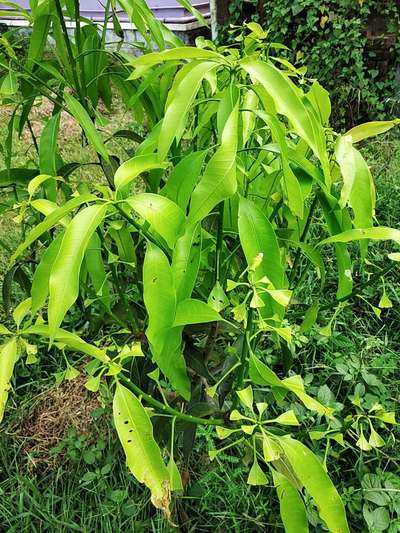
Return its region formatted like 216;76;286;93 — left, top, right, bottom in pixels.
0;3;399;530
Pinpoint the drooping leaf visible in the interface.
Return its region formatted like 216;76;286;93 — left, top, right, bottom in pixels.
64;92;109;161
0;337;17;423
143;243;190;399
346;119;400;143
125;193;185;249
10;194;96;263
273;470;309;533
113;383;170;514
171;223;202;301
23;324;109;363
189;104;239;224
48;204;108;339
158;61;219;159
278;436;349;533
161;151;206;211
114;154;169;192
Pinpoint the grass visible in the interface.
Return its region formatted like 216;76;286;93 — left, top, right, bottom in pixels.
0;106;399;531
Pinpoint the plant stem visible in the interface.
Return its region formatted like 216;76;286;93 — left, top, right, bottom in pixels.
233;308;253;407
119;375;224;427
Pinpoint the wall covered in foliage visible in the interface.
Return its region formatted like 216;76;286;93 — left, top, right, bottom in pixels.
225;0;399;128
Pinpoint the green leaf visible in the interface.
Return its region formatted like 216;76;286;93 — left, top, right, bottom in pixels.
239;196;284;287
85;233;110;310
113;383;170;515
319;227;400;246
236;385;254;410
48;204;108;339
167;456;183;491
171;223;202;301
31;233;63;314
257;111;304;218
158;61;219;160
12;297;31;327
278;436;349;533
241;59;329;181
39;112;61;182
273;470;309;533
0;70;18;95
188;104;239;224
23;325;109;363
26;14;50;71
128;47;223;76
273;410;300;426
143;243;190;399
10;194;96;263
0;337;17;423
247;457;268;485
299;302;319;333
114;154;169;192
125;193;185;249
346;119;400;143
173;298;222;327
249;354;332;416
161;151;206;211
64;92;109;162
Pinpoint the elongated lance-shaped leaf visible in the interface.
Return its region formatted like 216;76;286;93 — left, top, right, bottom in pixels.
249;354;332;417
257;111;304;218
31;232;63;314
48;204;108;339
319;226;400;246
22;325;109;363
39;112;60;176
114;154;169;192
188;103;239;224
241;59;330;184
346;119;400;143
128;47;224;80
172;223;202;301
113;383;171;514
173;299;222;327
143;243;190;399
125;193;185;249
278;436;350;533
272;471;309;533
158;61;219;160
238;196;285;288
85;233;111;310
10;194;96;263
64;92;109;162
0;337;17;423
336;135;375;234
161;151;206;212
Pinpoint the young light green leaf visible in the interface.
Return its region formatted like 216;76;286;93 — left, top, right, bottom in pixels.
39;112;61;185
158;61;219;160
319;227;400;246
85;233;110;310
31;233;63;314
273;410;300;426
237;385;254;410
167;456;183;492
161;151;206;211
273;470;309;533
188;104;239;224
278;436;349;533
125;193;185;249
48;204;108;339
171;223;202;301
113;383;171;515
23;325;109;363
247;457;268;485
0;337;17;423
114;154;169;192
346;119;400;143
173;298;222;327
64;92;109;162
10;194;96;263
12;297;31;327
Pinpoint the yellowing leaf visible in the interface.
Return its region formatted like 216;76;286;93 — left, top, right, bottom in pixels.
247;457;268;485
236;385;254;410
0;337;18;423
273;410;300;426
113;383;170;515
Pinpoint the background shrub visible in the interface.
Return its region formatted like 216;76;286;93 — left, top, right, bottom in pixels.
225;0;400;128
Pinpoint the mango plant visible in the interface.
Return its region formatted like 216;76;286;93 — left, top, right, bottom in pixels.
0;4;399;531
